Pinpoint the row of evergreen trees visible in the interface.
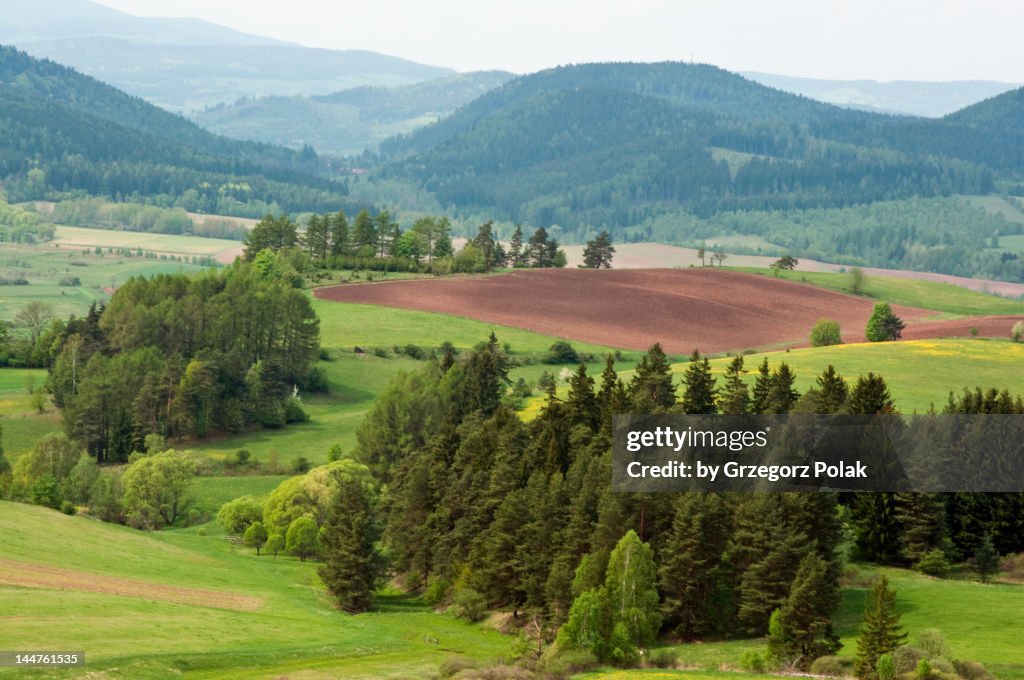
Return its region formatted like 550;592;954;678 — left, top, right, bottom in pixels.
345;339;1023;669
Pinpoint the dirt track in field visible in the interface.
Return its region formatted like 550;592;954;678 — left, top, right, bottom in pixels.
314;268;941;354
0;558;263;611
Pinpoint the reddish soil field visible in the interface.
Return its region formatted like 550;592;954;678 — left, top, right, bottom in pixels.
900;315;1024;341
314;268;936;355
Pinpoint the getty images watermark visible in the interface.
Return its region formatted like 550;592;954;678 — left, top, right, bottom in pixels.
612;414;1024;492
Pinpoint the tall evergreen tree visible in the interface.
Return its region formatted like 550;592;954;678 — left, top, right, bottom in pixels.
508;224;526;267
896;493;950;565
849;373;895;414
243;214;299;260
351;209;377;255
330;209;350;257
815;365;849;414
659;493;732;639
628;343;676;412
773;553;842;668
566;363;599;430
718;355;749;415
751;357;772;414
854;576;907;679
680;350;718;414
766;362;800;414
580;230;615;269
319;472;384;613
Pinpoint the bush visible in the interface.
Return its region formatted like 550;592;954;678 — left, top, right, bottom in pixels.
58;275;81;286
542;340;580;364
197;527;208;537
645;648;678;669
235;449;251;466
877;654;896;680
1000;552;1024;581
916;549;951;577
810;319;843;347
283;396;308;423
291;456;311;474
451;666;532;680
917;658;932;680
440;657;478;678
403;344;428;360
1012;321;1024;342
916;629;950;658
810;656;846;677
893;646;926;674
452;587;487;622
954;660;995;680
59;500;77;515
739;650;766;672
423;577;452;606
537;647;598;677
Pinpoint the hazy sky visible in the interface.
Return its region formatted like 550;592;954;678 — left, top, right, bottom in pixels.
94;0;1023;82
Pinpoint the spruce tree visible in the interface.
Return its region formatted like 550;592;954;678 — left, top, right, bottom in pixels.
816;365;849;414
849;373;895;414
628;343;676;412
508;224;525;267
319;473;384;613
718;355;749;415
973;534;1000;583
854;576;907;679
751;357;772;414
775;553;842;668
566;363;599;430
330;209;350;257
680;350;718;414
659;493;732;638
766;362;800;414
896;494;950;565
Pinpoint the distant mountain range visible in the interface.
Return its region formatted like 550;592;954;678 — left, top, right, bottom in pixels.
191;71;516;156
375;62;1022;234
2;0;454;112
0;46;363;216
743;72;1022;117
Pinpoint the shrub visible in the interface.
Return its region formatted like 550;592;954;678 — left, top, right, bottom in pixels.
235;449;251;466
283;396;308;423
440;657;478;678
291;456;311;474
58;275;81;286
452;587;487;622
373;347;388;358
1012;321;1024;342
916;549;951;577
59;500;77;515
917;658;932;680
197;527;208;537
810;656;846;677
916;629;949;658
542;340;580;364
537;647;598;677
451;666;532;680
645;648;678;669
739;650;766;672
1000;552;1024;581
326;444;343;463
423;577;452;606
954;660;995;680
403;344;428;360
877;653;896;680
810;319;843;347
893;646;925;674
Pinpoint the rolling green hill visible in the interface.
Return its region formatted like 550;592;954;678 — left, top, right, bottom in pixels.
0;46;363;216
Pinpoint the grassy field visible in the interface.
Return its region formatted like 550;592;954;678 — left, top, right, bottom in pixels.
0;229;226;320
728;267;1024;316
0;501;516;680
700;338;1024;413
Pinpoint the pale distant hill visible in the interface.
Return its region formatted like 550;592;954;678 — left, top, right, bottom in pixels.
2;0;455;112
743;71;1020;117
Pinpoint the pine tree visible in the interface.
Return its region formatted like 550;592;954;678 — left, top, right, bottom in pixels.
508;224;526;267
597;355;627;432
854;576;907;679
659;493;732;638
351;209;377;255
853;493;903;564
580;230;615;269
566;363;599;430
330;209;350;257
849;373;895;414
751;357;772;414
680;350;718;414
628;343;676;412
896;494;950;565
319;473;384;613
766;362;800;414
816;365;849;414
973;534;1000;583
775;553;842;668
719;355;749;415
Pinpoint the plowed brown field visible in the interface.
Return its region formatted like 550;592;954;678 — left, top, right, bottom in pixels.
314;268;937;354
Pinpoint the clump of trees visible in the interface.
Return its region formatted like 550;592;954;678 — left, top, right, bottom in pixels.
580;231;615;269
865;303;905;342
45;257;320;461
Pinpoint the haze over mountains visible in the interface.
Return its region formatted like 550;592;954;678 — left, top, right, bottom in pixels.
3;0;454;112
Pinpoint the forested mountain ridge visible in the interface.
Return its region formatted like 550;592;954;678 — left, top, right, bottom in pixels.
0;46;363;216
192;71;516;156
